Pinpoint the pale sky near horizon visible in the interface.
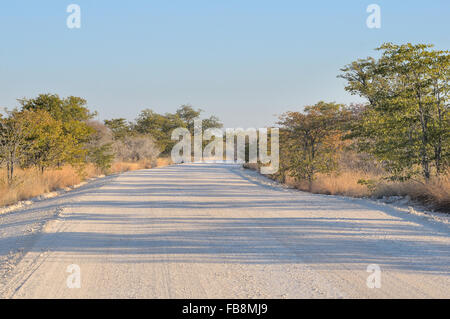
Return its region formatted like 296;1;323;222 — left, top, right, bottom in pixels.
0;0;449;127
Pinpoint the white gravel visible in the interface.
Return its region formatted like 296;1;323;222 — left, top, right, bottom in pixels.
0;163;449;298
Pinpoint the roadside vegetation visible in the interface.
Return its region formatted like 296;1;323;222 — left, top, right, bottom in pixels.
0;98;221;207
2;42;448;212
251;43;450;212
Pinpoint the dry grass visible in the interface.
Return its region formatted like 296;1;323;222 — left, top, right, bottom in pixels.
155;157;172;167
295;172;449;212
110;162;148;173
110;157;172;174
298;172;375;197
0;157;173;209
269;172;373;198
374;175;450;212
243;163;375;197
244;164;450;212
0;165;99;207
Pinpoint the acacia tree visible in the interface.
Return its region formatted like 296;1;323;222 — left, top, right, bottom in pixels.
278;102;350;190
340;43;449;180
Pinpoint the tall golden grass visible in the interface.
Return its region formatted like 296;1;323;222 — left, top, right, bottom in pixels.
299;172;449;211
155;157;172;167
0;165;99;207
110;162;149;173
374;175;450;212
110;157;172;173
292;171;374;197
0;158;173;209
244;164;450;212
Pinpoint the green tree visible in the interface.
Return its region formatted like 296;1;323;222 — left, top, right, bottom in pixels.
278;102;350;190
19;94;96;166
176;105;202;133
0;110;30;184
104;118;131;140
134;109;186;154
20;109;67;173
176;105;223;132
339;43;449;180
120;105;223;156
202;115;223;131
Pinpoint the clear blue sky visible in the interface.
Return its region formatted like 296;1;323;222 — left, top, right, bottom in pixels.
0;0;449;127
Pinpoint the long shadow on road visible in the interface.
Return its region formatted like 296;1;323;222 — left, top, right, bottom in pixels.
1;164;449;278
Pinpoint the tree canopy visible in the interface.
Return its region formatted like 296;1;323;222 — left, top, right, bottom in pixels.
339;43;449;180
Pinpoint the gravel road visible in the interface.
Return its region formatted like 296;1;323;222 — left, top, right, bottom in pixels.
0;163;449;298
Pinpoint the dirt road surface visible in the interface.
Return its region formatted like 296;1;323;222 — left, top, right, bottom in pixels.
1;164;449;298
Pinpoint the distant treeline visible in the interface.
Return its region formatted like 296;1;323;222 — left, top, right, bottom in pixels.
0;95;222;185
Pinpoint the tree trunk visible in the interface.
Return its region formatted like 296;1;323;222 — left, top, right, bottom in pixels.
434;93;443;175
307;172;313;192
418;97;431;180
7;156;14;185
6;161;11;185
435;145;442;175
